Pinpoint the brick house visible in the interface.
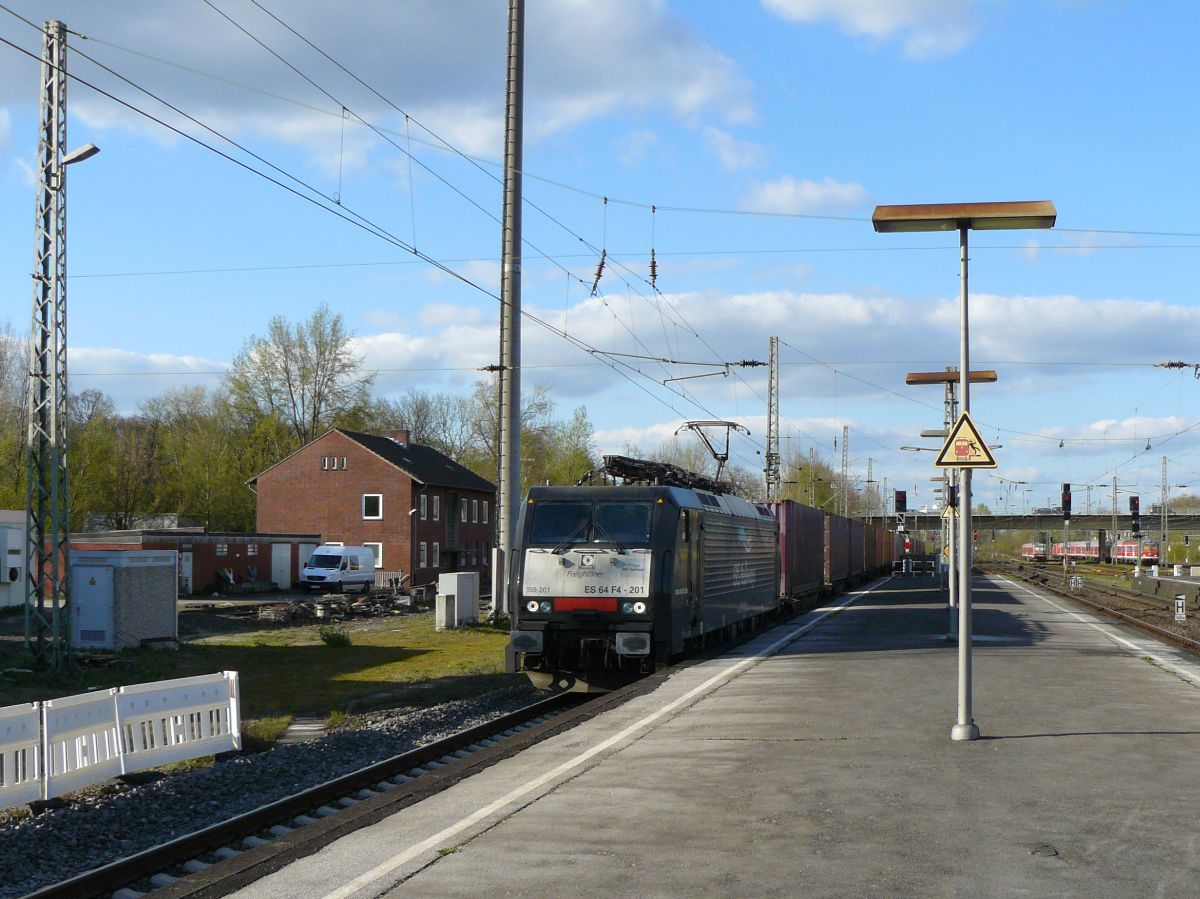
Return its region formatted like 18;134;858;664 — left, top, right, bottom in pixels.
249;429;496;590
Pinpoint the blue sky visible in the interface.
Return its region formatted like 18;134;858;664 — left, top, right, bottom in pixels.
0;0;1198;515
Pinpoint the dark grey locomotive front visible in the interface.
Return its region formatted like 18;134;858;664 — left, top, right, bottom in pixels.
508;485;778;691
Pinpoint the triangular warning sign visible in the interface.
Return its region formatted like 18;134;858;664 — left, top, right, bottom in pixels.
934;412;997;469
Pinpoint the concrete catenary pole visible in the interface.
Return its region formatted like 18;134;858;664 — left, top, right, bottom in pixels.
496;0;524;618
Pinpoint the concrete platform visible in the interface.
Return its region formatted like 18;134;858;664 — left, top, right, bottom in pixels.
231;572;1200;898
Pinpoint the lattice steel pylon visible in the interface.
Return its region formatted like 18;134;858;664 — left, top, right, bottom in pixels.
764;336;780;501
26;20;71;668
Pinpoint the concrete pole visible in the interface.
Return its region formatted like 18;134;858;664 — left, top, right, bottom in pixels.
496;0;524;618
945;376;957;641
953;224;980;742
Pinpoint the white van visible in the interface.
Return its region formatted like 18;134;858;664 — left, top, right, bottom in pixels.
301;545;375;593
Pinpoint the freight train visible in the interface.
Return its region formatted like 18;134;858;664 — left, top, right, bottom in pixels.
507;456;919;691
1021;537;1159;564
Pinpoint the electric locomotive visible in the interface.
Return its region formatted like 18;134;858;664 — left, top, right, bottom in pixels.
507;456;778;692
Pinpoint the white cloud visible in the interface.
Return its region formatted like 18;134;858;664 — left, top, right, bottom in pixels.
0;2;753;162
418;303;485;327
703;127;766;170
762;0;975;58
69;347;226;413
740;176;869;214
617;130;660;167
10;156;35;188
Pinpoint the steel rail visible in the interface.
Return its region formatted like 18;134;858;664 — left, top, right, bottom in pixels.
22;690;594;899
983;562;1200;654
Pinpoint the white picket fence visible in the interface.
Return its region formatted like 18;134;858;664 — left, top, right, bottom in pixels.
0;671;240;810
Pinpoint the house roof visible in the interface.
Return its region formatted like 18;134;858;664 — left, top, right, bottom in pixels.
339;430;495;493
246;429;495;494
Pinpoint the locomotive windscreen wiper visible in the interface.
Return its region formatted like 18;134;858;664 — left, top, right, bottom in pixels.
551;518;590;554
591;518;627;554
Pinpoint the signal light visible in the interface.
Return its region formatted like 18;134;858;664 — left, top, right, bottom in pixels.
1130;495;1140;535
895;490;907;513
1061;482;1071;518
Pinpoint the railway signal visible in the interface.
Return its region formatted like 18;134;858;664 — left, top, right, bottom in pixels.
1130;495;1141;534
1061;483;1071;519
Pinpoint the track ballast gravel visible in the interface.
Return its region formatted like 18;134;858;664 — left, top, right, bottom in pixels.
0;684;540;899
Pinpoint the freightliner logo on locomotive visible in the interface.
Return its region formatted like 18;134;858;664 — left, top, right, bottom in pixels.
522;548;651;598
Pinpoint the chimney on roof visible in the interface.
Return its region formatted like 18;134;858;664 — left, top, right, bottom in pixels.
384;429;410;446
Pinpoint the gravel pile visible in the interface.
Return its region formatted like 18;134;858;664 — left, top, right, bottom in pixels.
0;684;541;899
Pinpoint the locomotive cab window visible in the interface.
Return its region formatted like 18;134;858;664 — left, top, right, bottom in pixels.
528;500;653;547
593;502;652;545
529;502;592;545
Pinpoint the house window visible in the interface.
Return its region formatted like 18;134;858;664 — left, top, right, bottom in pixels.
433;496;440;521
433;542;440;568
419;542;427;569
362;494;383;519
364;542;383;568
341;456;347;469
460;499;468;523
482;501;489;524
420;494;427;520
321;456;329;470
216;543;228;556
472;499;478;523
247;544;258;556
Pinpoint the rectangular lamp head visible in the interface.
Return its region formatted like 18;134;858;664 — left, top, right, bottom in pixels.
905;370;998;385
872;201;1056;233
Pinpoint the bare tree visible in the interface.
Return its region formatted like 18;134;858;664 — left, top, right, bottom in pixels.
226;304;375;445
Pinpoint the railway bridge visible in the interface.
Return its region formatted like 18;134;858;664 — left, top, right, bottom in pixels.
887;512;1200;535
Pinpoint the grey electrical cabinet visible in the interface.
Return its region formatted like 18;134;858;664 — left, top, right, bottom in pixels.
69;551;178;650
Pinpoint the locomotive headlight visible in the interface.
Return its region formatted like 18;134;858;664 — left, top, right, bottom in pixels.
526;600;539;613
621;601;634;614
539;601;552;613
633;601;646;614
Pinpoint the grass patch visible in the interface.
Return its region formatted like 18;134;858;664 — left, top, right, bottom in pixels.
242;715;293;751
0;611;515;728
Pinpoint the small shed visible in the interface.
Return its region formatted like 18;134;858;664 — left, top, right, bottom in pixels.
69;550;178;651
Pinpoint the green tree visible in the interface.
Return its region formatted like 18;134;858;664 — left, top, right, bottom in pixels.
144;387;255;530
0;323;26;508
225;304;375;446
366;389;476;459
67;389;118;530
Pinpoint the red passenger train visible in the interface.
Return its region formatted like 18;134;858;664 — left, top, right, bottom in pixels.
1023;537;1159;564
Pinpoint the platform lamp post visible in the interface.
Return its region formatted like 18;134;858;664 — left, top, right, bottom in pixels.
876;201;1056;742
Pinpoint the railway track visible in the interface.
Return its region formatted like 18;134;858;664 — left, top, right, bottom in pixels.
21;681;661;899
14;592;836;899
984;561;1200;653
